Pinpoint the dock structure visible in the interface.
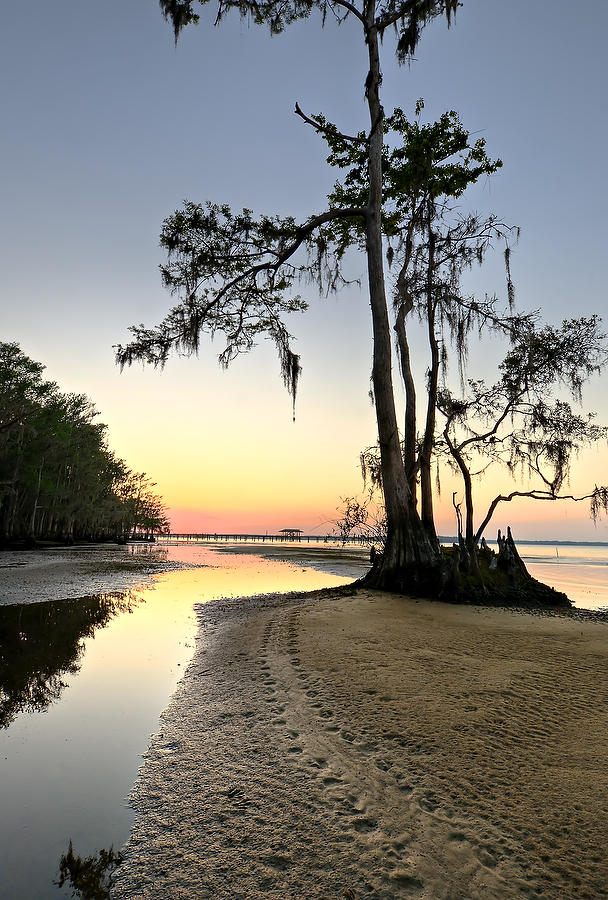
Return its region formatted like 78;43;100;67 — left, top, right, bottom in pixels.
157;532;370;545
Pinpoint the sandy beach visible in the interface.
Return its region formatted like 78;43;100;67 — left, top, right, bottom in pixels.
111;587;608;899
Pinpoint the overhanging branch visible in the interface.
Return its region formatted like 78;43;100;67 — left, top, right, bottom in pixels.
475;485;608;543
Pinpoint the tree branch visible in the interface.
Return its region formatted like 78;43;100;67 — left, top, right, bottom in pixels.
212;204;367;307
475;486;608;543
328;0;367;25
294;102;367;145
116;203;366;374
456;391;523;453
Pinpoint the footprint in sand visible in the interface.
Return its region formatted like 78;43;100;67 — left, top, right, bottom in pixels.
418;794;439;813
386;871;425;895
352;817;378;833
448;830;468;843
322;775;343;786
263;853;292;871
475;846;498;869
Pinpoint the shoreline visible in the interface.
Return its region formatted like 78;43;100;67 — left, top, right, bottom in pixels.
112;586;608;899
0;543;196;606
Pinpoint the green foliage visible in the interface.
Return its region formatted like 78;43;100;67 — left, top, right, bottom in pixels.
0;342;169;543
0;342;58;435
116;102;505;413
321;103;503;256
500;316;606;402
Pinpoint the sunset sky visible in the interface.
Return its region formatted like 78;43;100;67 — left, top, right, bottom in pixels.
1;1;606;541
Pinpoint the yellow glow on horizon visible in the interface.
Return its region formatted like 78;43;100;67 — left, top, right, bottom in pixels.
94;346;608;541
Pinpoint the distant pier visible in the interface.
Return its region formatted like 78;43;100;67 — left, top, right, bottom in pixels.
157;532;370;545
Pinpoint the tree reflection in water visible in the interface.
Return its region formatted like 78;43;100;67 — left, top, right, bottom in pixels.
55;841;124;899
0;590;140;728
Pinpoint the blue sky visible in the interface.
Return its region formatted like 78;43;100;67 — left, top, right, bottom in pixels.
1;1;606;539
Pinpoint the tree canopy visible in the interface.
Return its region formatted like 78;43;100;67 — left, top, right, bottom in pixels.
0;342;169;544
116;0;605;604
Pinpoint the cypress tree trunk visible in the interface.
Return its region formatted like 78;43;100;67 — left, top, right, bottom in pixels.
394;305;418;505
363;15;443;594
419;222;439;536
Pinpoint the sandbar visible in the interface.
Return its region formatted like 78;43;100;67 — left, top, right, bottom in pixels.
111;586;608;898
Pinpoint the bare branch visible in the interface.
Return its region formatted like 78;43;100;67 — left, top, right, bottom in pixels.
476;485;608;543
328;0;366;25
294;102;367;145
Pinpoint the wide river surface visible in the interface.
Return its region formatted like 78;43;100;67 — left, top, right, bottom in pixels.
0;539;605;898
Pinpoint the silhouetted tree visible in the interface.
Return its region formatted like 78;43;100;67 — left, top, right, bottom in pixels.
438;317;608;550
117;1;603;604
323;102;523;540
115;471;170;539
116;0;477;596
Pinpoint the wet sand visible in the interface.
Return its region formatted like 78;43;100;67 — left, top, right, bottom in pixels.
0;545;190;605
112;588;608;899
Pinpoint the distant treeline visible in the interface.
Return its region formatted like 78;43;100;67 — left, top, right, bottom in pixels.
0;342;169;545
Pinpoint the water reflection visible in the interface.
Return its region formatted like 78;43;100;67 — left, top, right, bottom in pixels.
0;548;352;898
0;591;138;729
55;841;123;900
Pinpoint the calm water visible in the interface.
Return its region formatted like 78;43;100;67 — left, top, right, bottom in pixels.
498;542;608;611
167;538;608;610
0;540;605;898
0;545;353;900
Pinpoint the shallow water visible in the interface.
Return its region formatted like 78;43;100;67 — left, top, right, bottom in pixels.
165;538;608;611
0;539;604;897
0;546;352;899
506;542;608;611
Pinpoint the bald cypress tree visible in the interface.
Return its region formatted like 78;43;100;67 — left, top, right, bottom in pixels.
119;2;599;606
117;1;468;595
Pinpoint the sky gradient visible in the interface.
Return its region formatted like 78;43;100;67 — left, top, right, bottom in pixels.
1;1;606;540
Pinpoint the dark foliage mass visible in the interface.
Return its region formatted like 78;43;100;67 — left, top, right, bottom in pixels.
0;342;169;544
56;840;123;900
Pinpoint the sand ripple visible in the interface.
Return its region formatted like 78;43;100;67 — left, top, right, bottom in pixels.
112;589;608;899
